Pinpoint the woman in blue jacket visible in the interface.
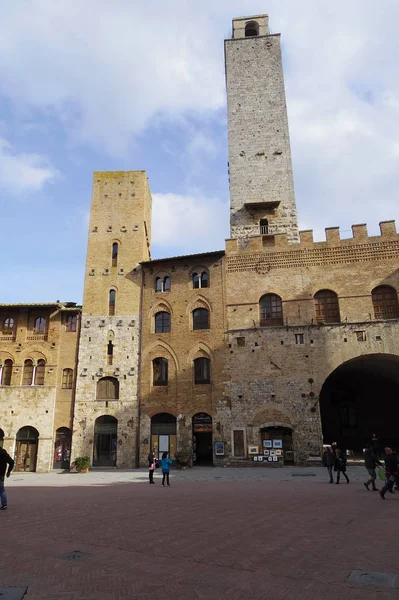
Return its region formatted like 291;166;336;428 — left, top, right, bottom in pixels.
161;452;173;487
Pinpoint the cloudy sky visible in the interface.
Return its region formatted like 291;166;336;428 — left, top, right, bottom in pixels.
1;0;398;303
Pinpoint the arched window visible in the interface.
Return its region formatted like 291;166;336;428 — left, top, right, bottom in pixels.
314;290;340;323
112;242;118;267
259;294;283;326
96;377;119;400
193;308;210;330
155;311;170;333
34;317;46;334
62;368;74;389
1;359;13;386
372;285;399;320
3;317;14;333
22;359;34;385
34;359;46;385
153;358;168;386
245;21;259;37
260;219;269;235
155;276;171;293
107;341;114;365
66;314;77;332
109;289;116;316
192;272;209;289
194;357;210;384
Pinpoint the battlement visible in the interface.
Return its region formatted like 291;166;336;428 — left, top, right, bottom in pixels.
226;221;398;253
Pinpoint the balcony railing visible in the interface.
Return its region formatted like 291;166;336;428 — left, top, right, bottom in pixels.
250;224;278;237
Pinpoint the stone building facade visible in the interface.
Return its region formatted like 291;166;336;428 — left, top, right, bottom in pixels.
0;302;80;471
1;13;398;469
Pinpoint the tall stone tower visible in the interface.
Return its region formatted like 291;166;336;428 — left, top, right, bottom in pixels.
225;15;299;242
72;171;152;468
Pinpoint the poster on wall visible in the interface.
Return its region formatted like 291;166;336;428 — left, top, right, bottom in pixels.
258;455;263;462
248;446;259;455
270;450;276;456
273;440;283;449
275;449;282;456
272;456;278;462
263;450;269;456
267;456;273;462
263;440;272;448
253;455;258;461
215;441;225;456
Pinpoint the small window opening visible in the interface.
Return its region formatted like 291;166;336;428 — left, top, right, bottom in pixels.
260;219;269;235
109;290;116;316
155;276;171;293
295;333;304;345
237;337;245;347
245;21;259;37
112;243;118;267
107;341;114;365
356;331;366;342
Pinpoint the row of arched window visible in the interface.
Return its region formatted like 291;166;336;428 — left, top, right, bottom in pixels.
155;308;209;333
0;361;74;388
155;271;209;293
152;357;210;386
259;285;399;326
1;315;77;335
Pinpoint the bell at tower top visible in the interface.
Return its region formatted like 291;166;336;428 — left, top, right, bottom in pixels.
231;14;269;39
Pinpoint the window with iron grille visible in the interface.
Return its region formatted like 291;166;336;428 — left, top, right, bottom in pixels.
155;311;170;333
34;317;46;334
96;376;119;399
194;357;210;384
62;368;74;389
34;359;45;385
66;315;77;332
23;359;34;385
314;290;340;323
1;359;13;386
193;308;209;330
153;358;168;386
260;218;269;235
109;290;116;316
372;285;399;320
259;294;283;326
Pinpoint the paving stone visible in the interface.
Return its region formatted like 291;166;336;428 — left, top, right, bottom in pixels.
0;588;27;600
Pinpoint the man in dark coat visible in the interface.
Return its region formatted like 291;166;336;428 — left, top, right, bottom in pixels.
334;449;350;484
322;447;335;483
363;445;382;491
380;448;399;499
0;447;15;510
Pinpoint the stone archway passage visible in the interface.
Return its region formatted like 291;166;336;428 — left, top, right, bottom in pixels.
93;416;118;467
320;354;399;455
192;413;213;465
16;426;39;472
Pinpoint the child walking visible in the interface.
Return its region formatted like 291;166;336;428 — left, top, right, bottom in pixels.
161;451;173;487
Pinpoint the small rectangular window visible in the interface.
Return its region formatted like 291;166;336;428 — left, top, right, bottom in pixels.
356;331;366;342
295;333;304;345
236;337;245;347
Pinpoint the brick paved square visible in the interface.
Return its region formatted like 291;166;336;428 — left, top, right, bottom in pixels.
1;469;398;599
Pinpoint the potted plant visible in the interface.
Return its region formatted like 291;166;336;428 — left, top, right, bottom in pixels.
175;451;192;469
73;456;91;473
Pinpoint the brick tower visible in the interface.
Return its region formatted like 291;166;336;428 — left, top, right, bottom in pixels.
225;15;299;242
72;171;152;468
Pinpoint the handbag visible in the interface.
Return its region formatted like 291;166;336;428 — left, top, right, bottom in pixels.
378;469;385;481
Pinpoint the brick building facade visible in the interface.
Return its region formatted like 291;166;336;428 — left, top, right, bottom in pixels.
1;14;398;470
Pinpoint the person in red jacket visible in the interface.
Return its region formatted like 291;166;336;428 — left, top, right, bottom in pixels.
0;447;15;510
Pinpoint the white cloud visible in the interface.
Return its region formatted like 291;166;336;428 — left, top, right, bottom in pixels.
0;137;59;194
152;192;229;255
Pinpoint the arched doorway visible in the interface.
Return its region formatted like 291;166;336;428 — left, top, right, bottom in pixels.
192;413;213;465
320;354;399;455
0;428;4;448
93;416;117;467
53;427;72;469
151;413;176;460
16;426;39;472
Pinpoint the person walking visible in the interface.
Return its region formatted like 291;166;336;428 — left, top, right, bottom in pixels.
363;445;382;491
161;451;173;487
0;447;15;510
322;446;335;483
148;449;156;484
334;448;349;484
380;448;399;500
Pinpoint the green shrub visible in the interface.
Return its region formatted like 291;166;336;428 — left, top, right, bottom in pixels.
74;456;91;471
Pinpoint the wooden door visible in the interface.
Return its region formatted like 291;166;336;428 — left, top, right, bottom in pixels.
16;441;37;472
233;430;245;457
